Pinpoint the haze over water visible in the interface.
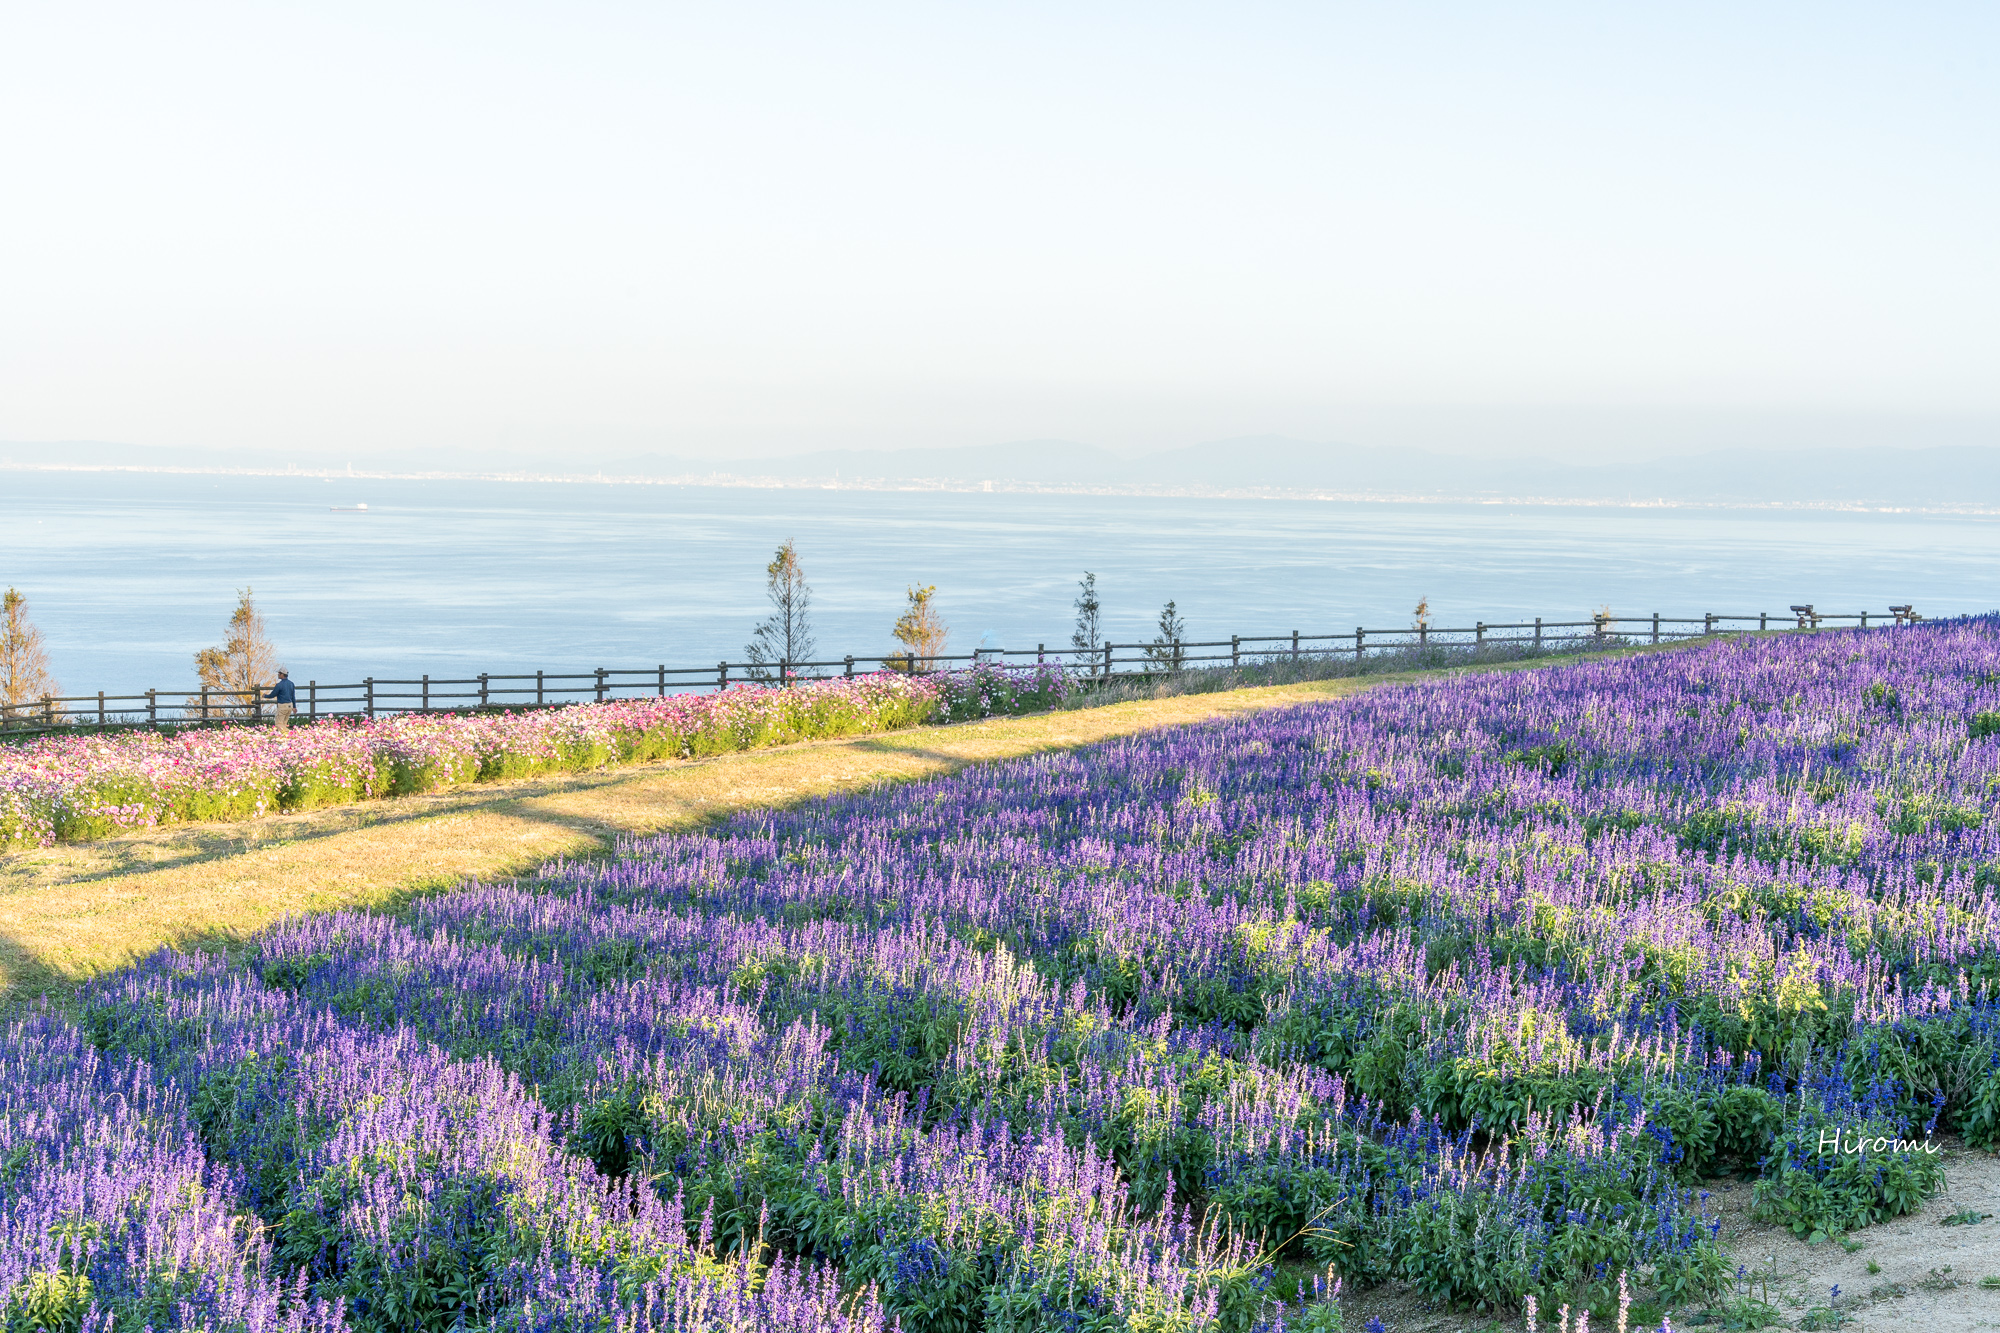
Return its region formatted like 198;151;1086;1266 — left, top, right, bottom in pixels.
8;469;1994;695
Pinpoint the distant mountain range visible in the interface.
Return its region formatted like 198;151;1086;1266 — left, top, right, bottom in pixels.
11;435;2000;508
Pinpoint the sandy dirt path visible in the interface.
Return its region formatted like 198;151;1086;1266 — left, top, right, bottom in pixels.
1701;1139;2000;1332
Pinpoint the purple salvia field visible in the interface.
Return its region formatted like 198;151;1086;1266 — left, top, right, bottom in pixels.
22;622;2000;1328
0;1015;346;1332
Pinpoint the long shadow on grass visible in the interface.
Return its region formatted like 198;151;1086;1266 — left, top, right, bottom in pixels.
0;744;989;1014
0;682;1402;1013
0;767;643;888
0;645;1681;1013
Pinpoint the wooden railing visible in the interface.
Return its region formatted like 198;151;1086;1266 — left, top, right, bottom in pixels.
0;605;1928;734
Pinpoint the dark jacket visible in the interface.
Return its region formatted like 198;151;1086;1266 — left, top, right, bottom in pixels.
267;678;296;704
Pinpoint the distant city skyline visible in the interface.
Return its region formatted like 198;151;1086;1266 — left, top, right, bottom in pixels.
4;4;1995;464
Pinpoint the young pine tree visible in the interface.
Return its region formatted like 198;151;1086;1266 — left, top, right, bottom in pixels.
1070;572;1102;660
1145;599;1187;672
891;584;949;672
0;587;59;718
744;539;816;682
194;587;282;715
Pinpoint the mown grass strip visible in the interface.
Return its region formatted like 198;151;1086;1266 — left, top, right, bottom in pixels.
0;639;1706;1006
0;676;1383;1001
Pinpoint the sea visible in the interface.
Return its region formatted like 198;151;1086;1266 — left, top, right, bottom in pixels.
4;468;1996;696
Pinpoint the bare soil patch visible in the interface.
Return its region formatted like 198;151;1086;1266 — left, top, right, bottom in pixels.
1702;1138;2000;1333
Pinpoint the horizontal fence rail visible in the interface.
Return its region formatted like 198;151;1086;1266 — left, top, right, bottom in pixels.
0;605;1931;735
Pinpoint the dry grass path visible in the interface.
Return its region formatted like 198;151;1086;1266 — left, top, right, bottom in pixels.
0;674;1408;1003
0;638;1709;1007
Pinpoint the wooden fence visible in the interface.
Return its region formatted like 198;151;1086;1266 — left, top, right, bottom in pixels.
0;604;1928;734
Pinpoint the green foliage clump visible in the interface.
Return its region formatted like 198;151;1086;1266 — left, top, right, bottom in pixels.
1504;739;1577;777
1751;1095;1944;1242
3;1271;93;1333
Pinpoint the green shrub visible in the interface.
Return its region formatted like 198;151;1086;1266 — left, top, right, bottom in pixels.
1957;1059;2000;1147
1645;1082;1782;1180
1751;1096;1943;1241
4;1270;94;1333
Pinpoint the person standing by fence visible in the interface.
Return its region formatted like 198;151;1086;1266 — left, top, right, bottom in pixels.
264;670;296;731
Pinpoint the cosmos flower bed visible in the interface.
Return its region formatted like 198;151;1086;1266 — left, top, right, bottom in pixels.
0;663;1071;848
17;621;2000;1329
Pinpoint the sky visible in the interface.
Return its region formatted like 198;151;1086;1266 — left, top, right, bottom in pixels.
2;2;1995;465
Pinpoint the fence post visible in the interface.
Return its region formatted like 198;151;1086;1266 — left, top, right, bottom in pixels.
779;660;789;688
70;613;1846;733
44;696;54;727
1419;622;1428;649
1860;611;1870;629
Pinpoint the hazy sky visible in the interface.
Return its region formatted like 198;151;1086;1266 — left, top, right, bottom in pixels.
4;3;1995;463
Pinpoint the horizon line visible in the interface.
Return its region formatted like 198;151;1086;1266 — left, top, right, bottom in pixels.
0;461;1972;516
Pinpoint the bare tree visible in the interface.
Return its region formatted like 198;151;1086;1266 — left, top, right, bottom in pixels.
195;587;282;716
891;584;949;672
1144;599;1187;672
1070;572;1102;660
745;539;816;682
0;587;59;719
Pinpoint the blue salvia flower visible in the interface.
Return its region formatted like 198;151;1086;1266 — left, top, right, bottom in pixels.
28;618;2000;1327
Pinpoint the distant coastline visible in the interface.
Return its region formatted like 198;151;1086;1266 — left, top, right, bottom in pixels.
0;459;1974;514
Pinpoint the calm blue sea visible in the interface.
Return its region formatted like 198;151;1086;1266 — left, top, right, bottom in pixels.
5;468;1996;694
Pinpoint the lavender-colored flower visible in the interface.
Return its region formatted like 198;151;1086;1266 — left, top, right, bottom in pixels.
29;618;2000;1328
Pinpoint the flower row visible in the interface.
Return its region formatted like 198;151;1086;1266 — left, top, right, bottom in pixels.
0;662;1072;848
